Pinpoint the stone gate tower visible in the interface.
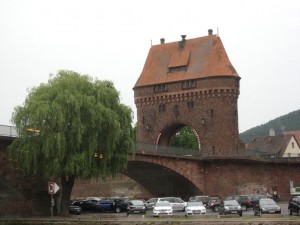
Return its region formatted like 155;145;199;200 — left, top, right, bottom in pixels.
133;30;241;156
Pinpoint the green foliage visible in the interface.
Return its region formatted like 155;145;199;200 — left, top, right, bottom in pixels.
170;126;198;149
240;109;300;143
9;70;134;179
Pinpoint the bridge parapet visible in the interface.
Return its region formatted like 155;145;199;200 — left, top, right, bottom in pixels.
0;125;17;137
135;142;300;162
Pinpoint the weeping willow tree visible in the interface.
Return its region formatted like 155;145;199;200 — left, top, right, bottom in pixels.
9;70;134;215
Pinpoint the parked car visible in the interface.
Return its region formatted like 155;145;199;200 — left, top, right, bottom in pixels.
253;198;281;216
288;196;300;215
219;200;243;216
127;200;146;215
185;201;206;216
189;196;210;208
223;195;252;211
71;200;99;212
249;194;267;205
69;205;82;215
145;198;158;210
153;201;173;217
145;197;186;211
208;196;222;212
97;197;129;213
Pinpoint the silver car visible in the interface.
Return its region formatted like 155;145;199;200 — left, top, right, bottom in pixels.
146;197;186;211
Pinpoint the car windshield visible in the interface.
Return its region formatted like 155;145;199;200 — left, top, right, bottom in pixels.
250;195;266;200
260;199;276;206
188;201;204;206
190;196;209;202
155;202;170;207
224;200;239;206
129;200;144;205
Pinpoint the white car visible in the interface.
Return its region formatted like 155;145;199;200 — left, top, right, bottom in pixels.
153;201;173;217
146;197;187;211
185;201;206;216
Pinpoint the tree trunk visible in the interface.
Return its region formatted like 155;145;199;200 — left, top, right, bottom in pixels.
60;174;75;216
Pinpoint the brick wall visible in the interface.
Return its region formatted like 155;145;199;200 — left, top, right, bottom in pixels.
134;76;240;155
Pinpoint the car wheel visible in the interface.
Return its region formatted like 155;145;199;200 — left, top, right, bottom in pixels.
115;207;121;213
239;212;242;217
288;208;292;215
241;205;247;211
213;205;219;212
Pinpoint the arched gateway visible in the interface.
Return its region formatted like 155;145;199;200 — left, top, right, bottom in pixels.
133;30;241;156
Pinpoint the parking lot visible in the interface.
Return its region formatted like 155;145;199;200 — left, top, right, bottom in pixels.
74;201;293;219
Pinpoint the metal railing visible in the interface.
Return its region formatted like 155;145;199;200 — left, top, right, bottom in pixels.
0;125;17;137
135;142;300;162
135;142;200;157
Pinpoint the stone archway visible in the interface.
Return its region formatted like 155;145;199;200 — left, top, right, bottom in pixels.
124;160;202;200
156;122;201;150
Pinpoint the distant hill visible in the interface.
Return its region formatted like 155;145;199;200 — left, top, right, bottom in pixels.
240;109;300;144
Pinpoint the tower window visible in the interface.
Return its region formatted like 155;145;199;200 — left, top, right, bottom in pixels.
182;80;196;89
187;101;194;109
159;104;166;112
154;84;167;93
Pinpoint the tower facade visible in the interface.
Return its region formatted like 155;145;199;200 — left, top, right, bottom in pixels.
133;30;241;156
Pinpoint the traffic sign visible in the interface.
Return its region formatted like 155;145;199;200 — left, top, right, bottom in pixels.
48;182;59;194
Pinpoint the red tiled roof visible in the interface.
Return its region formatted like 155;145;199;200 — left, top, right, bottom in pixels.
134;34;239;88
247;134;294;155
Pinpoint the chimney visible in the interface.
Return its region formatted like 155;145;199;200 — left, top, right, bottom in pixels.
208;29;213;36
179;35;187;50
269;128;275;137
160;38;165;44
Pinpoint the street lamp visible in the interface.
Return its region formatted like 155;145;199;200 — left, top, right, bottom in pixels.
94;152;103;159
26;128;41;133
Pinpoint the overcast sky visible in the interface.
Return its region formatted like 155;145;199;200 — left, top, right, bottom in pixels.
0;0;299;133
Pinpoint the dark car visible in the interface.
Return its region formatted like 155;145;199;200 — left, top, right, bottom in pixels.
249;194;268;207
208;196;222;212
127;200;146;215
69;205;82;215
189;196;210;208
72;200;99;212
223;195;252;211
253;198;281;216
219;200;242;216
97;197;129;213
288;196;300;215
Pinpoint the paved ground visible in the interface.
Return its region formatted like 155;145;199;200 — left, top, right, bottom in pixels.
1;202;300;225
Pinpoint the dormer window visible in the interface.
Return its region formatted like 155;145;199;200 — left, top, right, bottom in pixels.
168;49;190;73
169;66;187;73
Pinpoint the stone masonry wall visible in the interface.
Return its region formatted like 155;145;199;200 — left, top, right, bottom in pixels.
134;76;240;156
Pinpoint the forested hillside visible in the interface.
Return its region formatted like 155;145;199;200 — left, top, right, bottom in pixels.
240;109;300;144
